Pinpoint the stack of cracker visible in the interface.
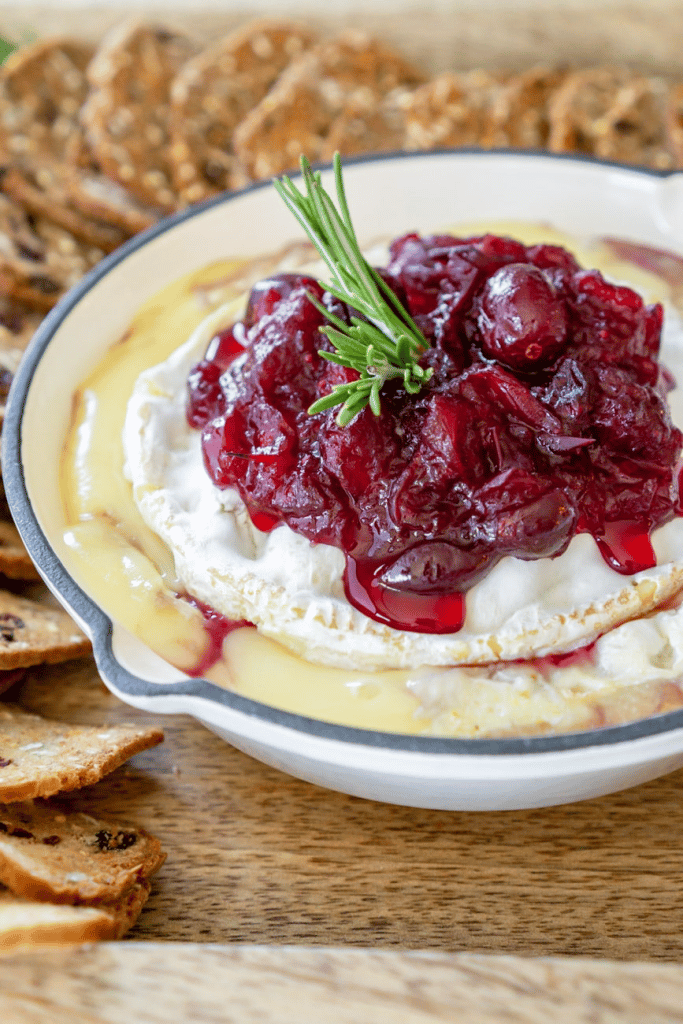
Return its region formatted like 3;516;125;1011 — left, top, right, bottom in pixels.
0;704;164;951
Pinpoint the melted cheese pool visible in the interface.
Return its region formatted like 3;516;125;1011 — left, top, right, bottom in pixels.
59;225;683;737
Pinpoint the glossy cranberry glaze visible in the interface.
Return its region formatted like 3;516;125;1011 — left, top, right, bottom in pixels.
186;235;682;633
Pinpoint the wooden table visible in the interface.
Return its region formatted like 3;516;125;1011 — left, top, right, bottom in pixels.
7;653;683;961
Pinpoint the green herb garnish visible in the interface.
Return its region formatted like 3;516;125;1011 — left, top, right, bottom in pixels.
273;154;432;426
0;37;15;64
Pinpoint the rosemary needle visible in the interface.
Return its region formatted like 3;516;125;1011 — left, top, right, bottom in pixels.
273;154;433;426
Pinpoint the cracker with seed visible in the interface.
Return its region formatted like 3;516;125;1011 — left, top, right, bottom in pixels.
0;523;41;582
0;879;150;950
548;67;675;168
0;192;102;311
0;590;91;669
81;21;198;211
0;298;43;426
169;19;317;203
232;31;423;179
0;800;165;904
0;704;163;802
0;38;94;163
0;158;129;254
321;88;412;160
484;65;568;149
403;70;505;152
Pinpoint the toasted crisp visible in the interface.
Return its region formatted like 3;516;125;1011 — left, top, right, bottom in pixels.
0;38;94;163
484;65;568;149
0;523;41;582
169;19;316;203
321;89;412;160
0;192;102;311
81;21;197;211
0;297;42;371
548;67;675;168
0;157;129;254
0;800;165;904
232;31;423;179
0;704;163;802
0;591;91;670
0;879;150;951
404;70;505;151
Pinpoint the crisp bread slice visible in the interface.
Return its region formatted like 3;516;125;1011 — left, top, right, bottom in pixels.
169;19;317;203
0;704;164;802
81;21;198;211
0;800;165;904
665;82;683;166
0;591;91;670
232;31;423;179
0;879;150;950
0;192;102;311
0;523;41;582
0;157;129;254
0;38;94;163
484;65;568;149
548;67;675;168
403;70;505;151
321;89;412;160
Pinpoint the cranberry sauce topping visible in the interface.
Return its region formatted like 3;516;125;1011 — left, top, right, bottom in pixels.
185;597;252;677
186;235;682;633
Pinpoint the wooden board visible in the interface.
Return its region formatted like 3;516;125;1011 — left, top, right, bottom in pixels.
3;944;683;1023
3;656;683;961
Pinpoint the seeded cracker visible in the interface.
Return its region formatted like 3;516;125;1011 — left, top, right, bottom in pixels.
0;591;91;670
548;67;676;169
169;19;317;203
0;38;94;163
0;193;102;311
321;89;412;161
81;21;198;211
403;70;506;152
0;880;150;950
483;65;568;149
0;523;40;582
0;705;164;802
0;800;164;904
232;31;423;179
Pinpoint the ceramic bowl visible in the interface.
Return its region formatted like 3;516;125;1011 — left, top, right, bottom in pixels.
7;149;683;812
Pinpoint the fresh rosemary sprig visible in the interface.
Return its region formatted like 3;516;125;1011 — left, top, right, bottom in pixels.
273;154;432;426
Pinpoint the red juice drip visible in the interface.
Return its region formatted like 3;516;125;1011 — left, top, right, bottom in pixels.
344;556;466;634
595;521;656;575
185;597;253;677
536;639;597;671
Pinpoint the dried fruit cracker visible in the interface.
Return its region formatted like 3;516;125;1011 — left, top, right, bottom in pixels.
0;704;164;802
81;21;198;210
0;591;91;670
0;38;94;162
548;67;675;169
321;90;412;161
403;70;505;151
169;19;316;203
232;31;423;179
0;522;41;581
0;800;165;904
0;879;150;950
484;65;568;149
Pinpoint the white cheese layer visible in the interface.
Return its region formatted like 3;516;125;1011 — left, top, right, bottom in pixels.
123;286;683;671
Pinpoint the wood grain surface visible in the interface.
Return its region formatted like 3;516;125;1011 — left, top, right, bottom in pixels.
3;944;683;1023
3;654;682;962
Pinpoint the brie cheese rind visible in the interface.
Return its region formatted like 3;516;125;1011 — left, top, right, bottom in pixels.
123;296;683;671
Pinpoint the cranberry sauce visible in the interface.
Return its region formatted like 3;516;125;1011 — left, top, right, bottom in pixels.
185;597;252;677
186;236;683;633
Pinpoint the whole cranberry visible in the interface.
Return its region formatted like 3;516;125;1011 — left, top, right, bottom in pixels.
478;262;568;371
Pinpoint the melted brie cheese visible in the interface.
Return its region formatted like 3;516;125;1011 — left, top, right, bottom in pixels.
123;253;683;671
